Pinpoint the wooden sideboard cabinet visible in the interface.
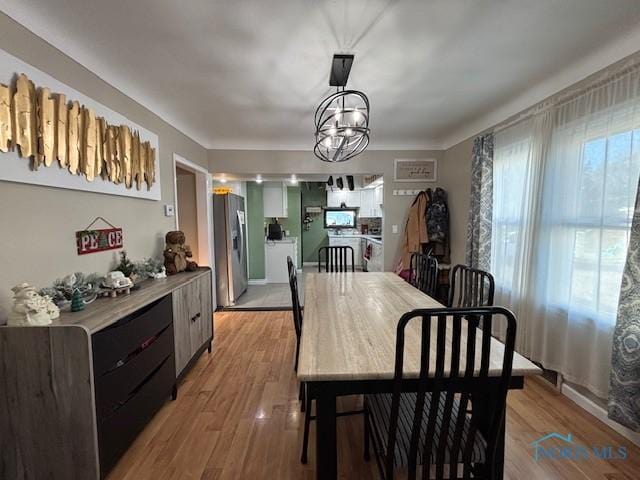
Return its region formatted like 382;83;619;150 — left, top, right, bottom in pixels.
0;268;213;479
173;270;213;377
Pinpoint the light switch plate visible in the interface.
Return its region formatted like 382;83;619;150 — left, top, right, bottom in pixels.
164;204;175;217
392;224;399;234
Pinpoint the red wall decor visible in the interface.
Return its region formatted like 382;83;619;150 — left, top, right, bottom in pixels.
76;217;123;255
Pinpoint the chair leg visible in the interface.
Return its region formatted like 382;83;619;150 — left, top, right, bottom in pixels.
364;404;371;461
301;394;312;464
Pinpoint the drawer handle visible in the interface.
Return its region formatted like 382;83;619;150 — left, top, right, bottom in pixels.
191;312;201;322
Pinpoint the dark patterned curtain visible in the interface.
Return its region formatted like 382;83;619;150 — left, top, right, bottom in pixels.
609;175;640;431
465;133;494;270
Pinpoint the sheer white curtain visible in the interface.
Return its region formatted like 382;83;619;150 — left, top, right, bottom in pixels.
492;68;640;398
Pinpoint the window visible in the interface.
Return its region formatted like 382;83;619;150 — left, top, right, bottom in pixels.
489;70;640;399
543;128;640;325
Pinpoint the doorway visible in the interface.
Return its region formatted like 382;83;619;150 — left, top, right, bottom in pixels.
172;153;216;305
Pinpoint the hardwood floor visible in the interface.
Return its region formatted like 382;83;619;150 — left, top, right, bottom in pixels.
108;311;640;480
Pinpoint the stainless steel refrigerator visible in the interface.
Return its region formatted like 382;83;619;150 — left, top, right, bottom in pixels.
213;193;248;306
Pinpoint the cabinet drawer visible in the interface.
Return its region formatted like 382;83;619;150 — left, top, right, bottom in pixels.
97;354;175;476
94;322;174;420
92;295;173;377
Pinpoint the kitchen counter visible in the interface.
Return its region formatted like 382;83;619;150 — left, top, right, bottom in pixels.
265;238;298;282
265;236;298;244
328;233;382;244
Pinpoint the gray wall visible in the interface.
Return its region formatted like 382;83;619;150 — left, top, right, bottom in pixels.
441;137;474;267
208;149;461;271
0;13;208;320
176;167;199;260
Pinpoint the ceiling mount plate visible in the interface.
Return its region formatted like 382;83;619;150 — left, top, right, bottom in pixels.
329;54;354;87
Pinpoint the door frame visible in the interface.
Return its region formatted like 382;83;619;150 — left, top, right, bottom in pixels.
172;153;216;306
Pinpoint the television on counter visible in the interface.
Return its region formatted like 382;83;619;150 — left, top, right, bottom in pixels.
324;208;357;229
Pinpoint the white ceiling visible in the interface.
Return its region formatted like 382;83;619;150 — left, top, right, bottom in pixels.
2;0;640;150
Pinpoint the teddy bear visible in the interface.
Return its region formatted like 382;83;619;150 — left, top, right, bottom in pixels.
163;231;198;275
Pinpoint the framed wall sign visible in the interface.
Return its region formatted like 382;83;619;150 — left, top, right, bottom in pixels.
76;228;123;255
394;158;437;182
76;217;123;255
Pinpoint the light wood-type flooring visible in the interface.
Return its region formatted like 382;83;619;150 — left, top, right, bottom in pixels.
108;311;640;480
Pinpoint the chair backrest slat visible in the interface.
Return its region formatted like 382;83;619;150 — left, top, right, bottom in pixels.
385;307;517;479
409;252;438;297
448;264;495;308
318;246;355;273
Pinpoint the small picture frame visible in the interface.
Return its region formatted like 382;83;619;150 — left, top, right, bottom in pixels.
394;158;437;182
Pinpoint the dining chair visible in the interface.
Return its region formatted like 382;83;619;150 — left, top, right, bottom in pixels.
409;251;438;297
318;246;355;272
287;256;303;372
363;306;517;480
287;256;363;464
448;264;495;308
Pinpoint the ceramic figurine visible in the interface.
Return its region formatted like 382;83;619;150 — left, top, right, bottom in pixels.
7;283;60;326
103;271;133;289
150;266;167;279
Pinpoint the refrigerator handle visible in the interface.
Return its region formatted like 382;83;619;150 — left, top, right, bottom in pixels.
237;210;244;255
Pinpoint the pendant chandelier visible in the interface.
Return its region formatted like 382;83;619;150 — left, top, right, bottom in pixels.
314;54;370;163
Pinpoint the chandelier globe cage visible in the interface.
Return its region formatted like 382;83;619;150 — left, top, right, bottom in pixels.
314;88;370;163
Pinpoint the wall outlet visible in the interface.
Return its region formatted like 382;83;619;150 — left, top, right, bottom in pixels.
164;204;175;217
392;224;399;234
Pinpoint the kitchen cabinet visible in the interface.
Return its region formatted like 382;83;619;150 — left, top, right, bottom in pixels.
345;190;360;207
360;189;379;217
366;240;384;272
265;238;298;282
264;182;288;218
327;189;346;207
373;185;384;216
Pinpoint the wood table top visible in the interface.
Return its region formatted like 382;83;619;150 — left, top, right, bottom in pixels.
297;272;541;382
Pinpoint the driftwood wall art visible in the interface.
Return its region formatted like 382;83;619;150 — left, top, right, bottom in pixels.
0;72;156;190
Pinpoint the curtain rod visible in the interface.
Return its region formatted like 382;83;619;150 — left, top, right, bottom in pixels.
492;51;640;135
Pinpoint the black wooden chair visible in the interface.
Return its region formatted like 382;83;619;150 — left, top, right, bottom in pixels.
363;307;517;480
287;257;312;462
287;256;303;372
409;252;439;297
318;246;355;272
287;256;363;464
448;264;495;308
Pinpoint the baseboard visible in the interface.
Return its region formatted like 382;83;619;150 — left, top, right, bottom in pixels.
248;279;267;285
561;383;640;447
303;262;318;266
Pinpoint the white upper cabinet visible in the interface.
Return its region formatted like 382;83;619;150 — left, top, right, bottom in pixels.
326;190;347;207
374;185;384;211
359;189;375;217
327;188;383;217
263;182;288;218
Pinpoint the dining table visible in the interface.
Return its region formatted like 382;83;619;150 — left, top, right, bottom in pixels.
297;272;542;480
